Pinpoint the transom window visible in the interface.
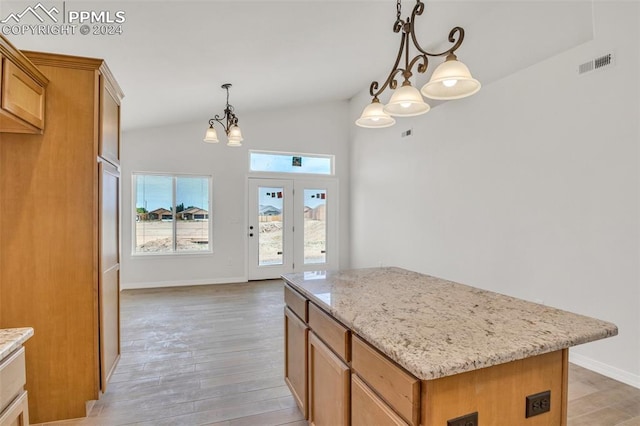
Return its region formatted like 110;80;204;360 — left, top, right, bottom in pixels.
133;173;212;254
249;150;334;175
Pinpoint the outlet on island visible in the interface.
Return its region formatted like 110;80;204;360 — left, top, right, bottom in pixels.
526;390;551;418
447;412;478;426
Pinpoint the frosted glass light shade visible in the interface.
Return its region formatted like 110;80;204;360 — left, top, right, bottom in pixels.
203;126;219;143
355;100;396;128
383;84;430;117
227;125;243;147
421;56;481;100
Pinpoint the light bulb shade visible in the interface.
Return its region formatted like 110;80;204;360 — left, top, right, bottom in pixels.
355;100;396;128
203;126;219;143
227;125;243;146
383;84;430;117
421;58;481;100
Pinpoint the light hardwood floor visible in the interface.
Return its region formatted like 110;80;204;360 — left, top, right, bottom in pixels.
38;280;639;426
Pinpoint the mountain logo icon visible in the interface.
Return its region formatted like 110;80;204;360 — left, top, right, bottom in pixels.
1;3;60;24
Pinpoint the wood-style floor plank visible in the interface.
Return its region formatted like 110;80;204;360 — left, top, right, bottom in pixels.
34;280;639;426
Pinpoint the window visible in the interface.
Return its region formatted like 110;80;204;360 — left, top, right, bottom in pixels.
249;150;333;175
133;173;211;254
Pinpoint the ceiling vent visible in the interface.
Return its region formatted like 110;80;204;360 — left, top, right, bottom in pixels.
578;53;614;75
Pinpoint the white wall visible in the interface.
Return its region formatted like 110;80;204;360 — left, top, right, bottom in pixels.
121;100;351;289
349;2;640;387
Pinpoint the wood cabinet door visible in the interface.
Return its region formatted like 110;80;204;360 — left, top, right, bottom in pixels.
99;79;120;164
1;58;45;130
284;307;308;418
308;332;350;426
99;160;120;392
352;374;408;426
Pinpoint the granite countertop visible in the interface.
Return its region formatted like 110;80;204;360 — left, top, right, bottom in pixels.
0;328;34;360
282;267;618;380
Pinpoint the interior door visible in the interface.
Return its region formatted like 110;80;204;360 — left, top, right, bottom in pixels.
248;178;338;280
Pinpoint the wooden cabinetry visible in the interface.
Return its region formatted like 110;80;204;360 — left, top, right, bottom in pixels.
352;335;420;425
308;332;350;426
284;285;308;418
351;374;407;426
284;307;308;417
99;159;121;390
284;286;352;425
0;339;30;426
0;35;47;134
0;51;123;423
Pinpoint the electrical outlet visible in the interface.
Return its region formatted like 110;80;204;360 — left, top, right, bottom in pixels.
447;412;478;426
526;390;551;418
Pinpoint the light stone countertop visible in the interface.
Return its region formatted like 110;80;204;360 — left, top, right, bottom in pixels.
282;267;618;380
0;328;34;360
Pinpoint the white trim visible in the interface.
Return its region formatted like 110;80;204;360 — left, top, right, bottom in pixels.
569;352;640;389
121;276;248;290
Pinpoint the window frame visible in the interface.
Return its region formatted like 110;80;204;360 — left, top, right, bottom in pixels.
131;172;213;256
248;150;335;176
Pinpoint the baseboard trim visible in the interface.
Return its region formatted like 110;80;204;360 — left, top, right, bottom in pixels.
121;276;248;290
569;352;640;389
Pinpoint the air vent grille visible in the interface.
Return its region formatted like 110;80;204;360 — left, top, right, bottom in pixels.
578;53;614;75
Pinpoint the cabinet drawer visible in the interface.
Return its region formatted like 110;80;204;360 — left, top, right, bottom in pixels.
284;284;307;322
2;59;45;130
352;335;420;426
308;302;350;362
0;390;28;426
0;347;25;414
352;374;408;426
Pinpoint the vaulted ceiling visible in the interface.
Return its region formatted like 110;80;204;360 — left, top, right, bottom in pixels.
4;1;594;131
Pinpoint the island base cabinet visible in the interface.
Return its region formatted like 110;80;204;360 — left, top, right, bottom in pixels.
284;307;308;418
308;332;350;426
352;374;408;426
421;349;568;426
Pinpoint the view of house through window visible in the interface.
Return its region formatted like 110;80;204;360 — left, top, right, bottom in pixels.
134;174;211;253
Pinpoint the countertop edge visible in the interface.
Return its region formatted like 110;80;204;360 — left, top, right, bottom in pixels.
0;327;34;361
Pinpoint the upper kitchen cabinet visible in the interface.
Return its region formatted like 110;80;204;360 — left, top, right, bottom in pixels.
100;71;121;164
0;50;123;424
0;35;47;134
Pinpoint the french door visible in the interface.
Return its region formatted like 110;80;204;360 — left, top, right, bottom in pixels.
248;178;338;280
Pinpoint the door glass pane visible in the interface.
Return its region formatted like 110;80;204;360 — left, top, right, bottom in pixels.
176;177;210;252
135;175;173;252
258;186;284;265
304;189;326;264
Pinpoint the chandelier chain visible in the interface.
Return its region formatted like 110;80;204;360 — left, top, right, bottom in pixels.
396;0;401;20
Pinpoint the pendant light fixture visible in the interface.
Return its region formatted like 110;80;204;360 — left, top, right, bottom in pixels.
204;83;244;146
356;0;480;128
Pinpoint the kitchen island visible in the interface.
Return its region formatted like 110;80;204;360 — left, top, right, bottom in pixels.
282;267;617;426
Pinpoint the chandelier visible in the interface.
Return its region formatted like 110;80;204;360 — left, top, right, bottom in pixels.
203;83;244;146
356;0;480;128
